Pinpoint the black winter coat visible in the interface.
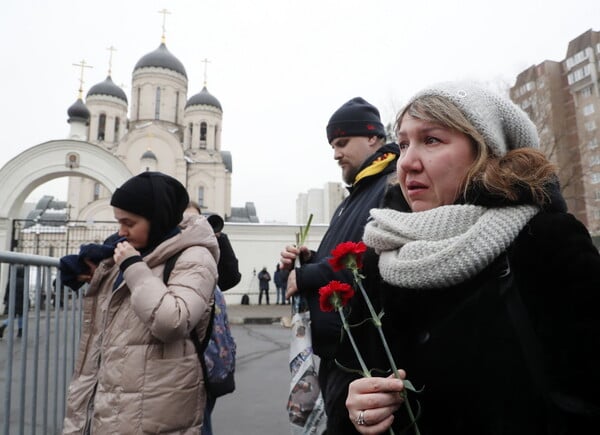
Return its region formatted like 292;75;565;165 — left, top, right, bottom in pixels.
328;208;600;434
215;233;241;291
295;143;402;360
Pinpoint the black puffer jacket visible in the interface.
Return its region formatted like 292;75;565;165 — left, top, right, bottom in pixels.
328;183;600;435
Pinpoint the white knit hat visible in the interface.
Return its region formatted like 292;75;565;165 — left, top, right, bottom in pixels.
407;82;539;156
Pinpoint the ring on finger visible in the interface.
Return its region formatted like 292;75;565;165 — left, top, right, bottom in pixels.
356;409;367;426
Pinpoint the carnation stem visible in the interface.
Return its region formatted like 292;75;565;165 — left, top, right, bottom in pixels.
337;307;370;378
337;306;397;435
353;270;421;435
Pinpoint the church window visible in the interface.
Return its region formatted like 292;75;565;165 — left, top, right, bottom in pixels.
97;114;106;141
200;122;207;149
188;123;193;148
175;91;180;124
155;87;161;120
136;87;140;119
93;182;101;201
114;116;120;139
214;125;219;150
198;187;205;207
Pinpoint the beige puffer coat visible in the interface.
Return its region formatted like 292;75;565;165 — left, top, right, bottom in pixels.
63;216;219;434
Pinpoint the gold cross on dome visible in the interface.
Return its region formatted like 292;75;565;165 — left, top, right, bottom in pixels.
106;45;117;76
72;59;93;99
201;58;211;87
158;8;171;43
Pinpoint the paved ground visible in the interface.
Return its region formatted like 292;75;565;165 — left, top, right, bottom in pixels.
212;323;294;434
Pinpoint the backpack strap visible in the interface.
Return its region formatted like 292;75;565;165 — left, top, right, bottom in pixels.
162;251;216;359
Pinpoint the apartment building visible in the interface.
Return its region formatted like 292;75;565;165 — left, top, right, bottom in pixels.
296;181;346;225
510;29;600;235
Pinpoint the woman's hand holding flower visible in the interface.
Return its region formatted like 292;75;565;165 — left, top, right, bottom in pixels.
322;240;421;435
346;374;406;434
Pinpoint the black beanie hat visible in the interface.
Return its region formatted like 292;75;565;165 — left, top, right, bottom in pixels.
326;97;386;144
110;172;189;249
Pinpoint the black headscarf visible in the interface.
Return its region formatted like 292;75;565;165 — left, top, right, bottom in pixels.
110;172;189;250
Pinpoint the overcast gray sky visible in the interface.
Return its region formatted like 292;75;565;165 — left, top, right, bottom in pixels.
1;0;599;223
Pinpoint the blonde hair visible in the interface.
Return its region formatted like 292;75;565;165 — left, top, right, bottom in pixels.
396;95;557;206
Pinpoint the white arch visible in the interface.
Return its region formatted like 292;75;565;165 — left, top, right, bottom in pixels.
0;139;133;249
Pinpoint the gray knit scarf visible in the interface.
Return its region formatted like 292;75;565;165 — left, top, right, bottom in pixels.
363;204;539;289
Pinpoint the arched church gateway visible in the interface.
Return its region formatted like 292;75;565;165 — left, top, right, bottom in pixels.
0;140;132;251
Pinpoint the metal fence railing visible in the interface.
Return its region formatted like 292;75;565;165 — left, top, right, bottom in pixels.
11;219;118;258
1;250;83;435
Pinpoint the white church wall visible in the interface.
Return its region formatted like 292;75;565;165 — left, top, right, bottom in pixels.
118;125;185;178
87;96;128;145
219;222;328;305
184;105;222;151
131;69;187;124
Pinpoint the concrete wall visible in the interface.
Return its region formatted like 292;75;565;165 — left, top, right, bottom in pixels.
220;222;328;305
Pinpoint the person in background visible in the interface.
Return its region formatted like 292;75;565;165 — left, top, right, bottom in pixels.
280;97;402;431
257;266;271;305
184;201;241;435
185;201;241;292
0;265;26;339
62;172;218;434
274;263;288;305
342;82;600;434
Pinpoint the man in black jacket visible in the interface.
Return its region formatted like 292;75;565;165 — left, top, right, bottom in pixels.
280;97;401;428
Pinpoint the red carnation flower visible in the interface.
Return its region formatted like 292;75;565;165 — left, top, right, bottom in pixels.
328;241;367;272
318;281;355;312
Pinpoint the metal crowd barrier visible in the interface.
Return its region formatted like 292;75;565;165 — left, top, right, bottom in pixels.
0;251;83;435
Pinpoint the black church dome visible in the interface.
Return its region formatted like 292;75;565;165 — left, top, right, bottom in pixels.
134;43;187;78
67;98;90;122
87;76;128;103
186;86;222;111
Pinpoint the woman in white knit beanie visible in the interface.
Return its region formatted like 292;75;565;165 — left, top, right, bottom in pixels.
338;82;600;435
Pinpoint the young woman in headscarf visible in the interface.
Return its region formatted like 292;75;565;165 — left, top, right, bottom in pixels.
63;172;219;434
340;83;600;434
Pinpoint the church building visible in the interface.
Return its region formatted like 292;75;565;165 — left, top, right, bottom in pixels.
66;36;234;222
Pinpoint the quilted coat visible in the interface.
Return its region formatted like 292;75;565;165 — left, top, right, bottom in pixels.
63;216;218;434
